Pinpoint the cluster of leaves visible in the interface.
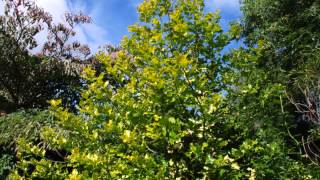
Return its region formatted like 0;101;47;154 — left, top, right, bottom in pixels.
9;0;320;179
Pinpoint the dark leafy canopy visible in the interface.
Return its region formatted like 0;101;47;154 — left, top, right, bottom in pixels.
241;0;320;98
10;0;320;179
242;0;320;63
241;0;320;85
241;0;320;164
0;0;91;110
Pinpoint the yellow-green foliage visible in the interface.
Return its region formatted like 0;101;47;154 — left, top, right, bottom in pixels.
11;0;320;179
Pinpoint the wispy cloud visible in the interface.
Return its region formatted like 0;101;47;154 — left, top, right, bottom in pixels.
35;0;69;22
0;1;4;14
70;1;110;51
35;0;109;53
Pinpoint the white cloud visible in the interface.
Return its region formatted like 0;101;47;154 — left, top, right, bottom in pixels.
36;0;109;53
0;1;4;15
69;1;110;52
35;0;69;22
77;23;110;52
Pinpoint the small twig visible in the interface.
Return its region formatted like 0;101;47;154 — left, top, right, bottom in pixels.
302;136;319;165
145;143;158;154
307;136;320;160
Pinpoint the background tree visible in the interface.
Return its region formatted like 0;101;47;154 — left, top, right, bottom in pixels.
241;0;320;164
0;0;93;177
0;0;92;111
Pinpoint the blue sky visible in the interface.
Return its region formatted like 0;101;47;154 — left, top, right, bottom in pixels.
0;0;242;53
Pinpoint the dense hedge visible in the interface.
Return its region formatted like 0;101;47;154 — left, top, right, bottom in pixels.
0;110;54;178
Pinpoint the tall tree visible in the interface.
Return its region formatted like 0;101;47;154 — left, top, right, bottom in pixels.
241;0;320;164
0;0;91;110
